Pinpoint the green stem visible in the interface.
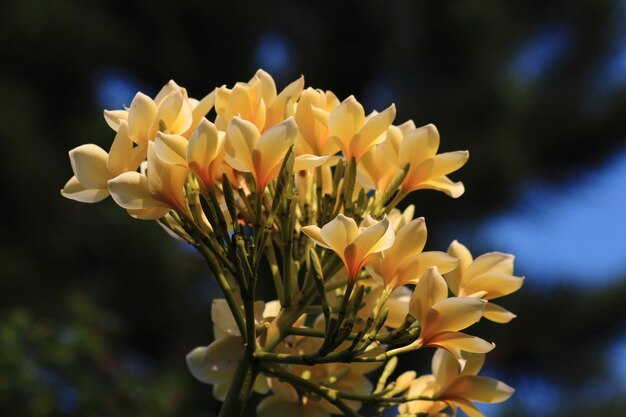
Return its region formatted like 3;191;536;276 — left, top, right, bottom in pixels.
218;352;259;417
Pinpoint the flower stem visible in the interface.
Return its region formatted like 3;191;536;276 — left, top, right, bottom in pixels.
217;352;259;417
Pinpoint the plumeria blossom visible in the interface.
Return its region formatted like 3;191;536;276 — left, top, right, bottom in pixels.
215;69;304;132
186;299;279;401
318;95;396;163
302;214;395;281
398;349;514;417
445;241;524;323
367;217;458;289
107;142;189;219
105;80;215;147
408;268;494;357
380;122;469;198
61;121;144;203
294;87;340;156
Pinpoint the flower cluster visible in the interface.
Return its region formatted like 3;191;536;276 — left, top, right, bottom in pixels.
62;70;523;417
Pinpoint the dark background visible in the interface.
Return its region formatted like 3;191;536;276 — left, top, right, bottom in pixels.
1;0;625;416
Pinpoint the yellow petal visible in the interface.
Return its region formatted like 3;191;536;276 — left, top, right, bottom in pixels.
464;252;515;281
460;352;486;376
432;349;461;390
107;171;169;211
445;376;514;403
147;143;189;212
257;396;329;417
384;286;412;328
431;151;469;178
399;124;439;165
427;332;494;355
393;371;417;394
452;398;485;417
328;95;365;156
128;92;157;147
126;206;171;220
350;104;396;162
409;268;449;322
155;132;188;166
254;117;298;188
187;119;223;186
384;217;427;271
294;154;334;171
426;297;486;333
348;216;395;264
462;273;524;299
107;121;135;176
301;225;331;249
254;69;278;106
185;336;243;384
483;303;517;323
69;144;111;189
154;79;185;104
397;252;459;286
61;175;110;203
445;240;474;295
224;117;259;172
212;299;242;338
103;109;128;131
184;89;216;137
320;214;360;256
266;75;304;128
420;176;466;198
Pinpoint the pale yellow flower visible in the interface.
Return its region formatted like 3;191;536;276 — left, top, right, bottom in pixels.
185;299;275;401
104;80;214;150
302;214;395;281
367;217;458;289
318;95;396;163
399;349;514;417
61;121;144;203
445;241;524;323
294;87;340;156
408;268;494;357
223;117;298;191
107;141;188;219
387;205;416;231
380;122;469;198
215;69;304;132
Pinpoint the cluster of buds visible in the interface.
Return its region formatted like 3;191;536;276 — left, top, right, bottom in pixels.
62;70;523;417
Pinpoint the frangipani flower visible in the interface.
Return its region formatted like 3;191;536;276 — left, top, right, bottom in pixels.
445;241;524;323
295;87;340;156
320;95;396;163
215;69;304;132
380;123;469;198
408;268;494;357
357;124;404;194
302;214;395;281
107;142;189;219
61;121;144;203
223;117;298;191
367;217;458;289
105;80;215;147
186;299;274;401
398;349;514;417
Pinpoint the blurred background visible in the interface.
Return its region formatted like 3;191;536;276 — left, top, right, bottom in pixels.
1;0;625;416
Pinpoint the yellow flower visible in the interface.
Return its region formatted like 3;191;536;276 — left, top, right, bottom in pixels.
445;241;524;323
61;121;144;203
215;69;304;132
399;349;514;417
302;214;395;281
186;299;274;401
294;87;340;156
408;268;494;357
107;141;188;219
321;95;396;163
223;117;299;191
105;80;215;148
380;122;469;198
357;124;404;194
367;217;458;289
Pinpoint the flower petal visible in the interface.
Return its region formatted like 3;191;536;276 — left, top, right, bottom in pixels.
185;336;244;384
320;214;359;256
61;175;109;203
350;104;396;162
69;144;111;189
462;273;524;299
445;240;474;295
128;92;158;147
483;302;517;323
409;268;449;322
427;332;495;355
426;297;486;334
445;376;514;404
328;95;365;156
107;171;169;210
